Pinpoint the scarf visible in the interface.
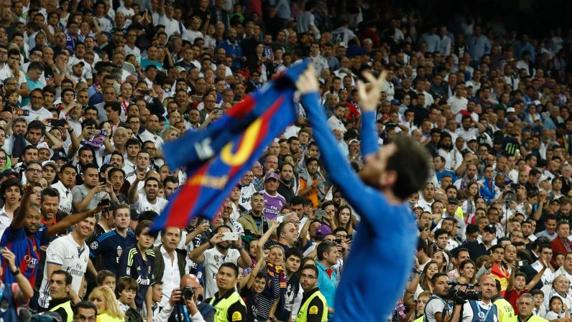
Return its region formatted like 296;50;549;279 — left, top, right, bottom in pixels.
266;262;287;289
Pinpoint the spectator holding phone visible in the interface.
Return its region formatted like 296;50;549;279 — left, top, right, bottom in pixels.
71;164;110;212
189;225;252;298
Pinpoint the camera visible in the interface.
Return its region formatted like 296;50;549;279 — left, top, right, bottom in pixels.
446;282;481;304
179;287;194;304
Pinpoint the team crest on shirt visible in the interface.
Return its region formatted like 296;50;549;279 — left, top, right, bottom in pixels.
309;305;318;315
231;311;242;321
90;241;98;250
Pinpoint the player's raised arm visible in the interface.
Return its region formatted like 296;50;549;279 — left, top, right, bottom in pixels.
297;66;384;217
358;71;388;158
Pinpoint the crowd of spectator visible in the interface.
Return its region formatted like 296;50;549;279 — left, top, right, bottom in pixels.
1;0;572;321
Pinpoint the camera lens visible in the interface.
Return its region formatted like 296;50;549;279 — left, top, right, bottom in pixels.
182;287;194;300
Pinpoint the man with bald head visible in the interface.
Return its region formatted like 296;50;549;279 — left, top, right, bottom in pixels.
460;274;500;322
156;274;215;322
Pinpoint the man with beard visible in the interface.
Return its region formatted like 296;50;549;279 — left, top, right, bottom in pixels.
438;132;463;172
296;67;431;321
130;176;168;214
189;225;252;299
72;164;110;212
298;157;327;208
278;162;298;202
38;215;97;308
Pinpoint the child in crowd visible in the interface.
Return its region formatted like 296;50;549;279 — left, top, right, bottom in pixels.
545;296;570;322
97;270;117;293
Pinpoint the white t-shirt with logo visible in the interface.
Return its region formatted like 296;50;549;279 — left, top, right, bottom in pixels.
203;248;240;299
134;193;168;214
38;234;89;308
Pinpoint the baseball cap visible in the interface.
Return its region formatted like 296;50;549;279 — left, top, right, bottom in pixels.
506;107;516;113
264;171;280;182
316;224;332;240
42;160;57;169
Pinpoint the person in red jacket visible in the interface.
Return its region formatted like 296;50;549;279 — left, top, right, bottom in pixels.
550;221;572;266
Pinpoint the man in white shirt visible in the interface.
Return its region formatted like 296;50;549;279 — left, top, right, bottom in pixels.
189;225;252;298
23;89;52;123
555;252;572;285
522;243;555;289
50;164;77;215
460;275;500;322
447;85;469;115
129;176;168;215
155;227;186;307
37;215;96;308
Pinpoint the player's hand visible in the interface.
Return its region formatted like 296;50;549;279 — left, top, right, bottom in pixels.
357;70;388;111
296;65;319;94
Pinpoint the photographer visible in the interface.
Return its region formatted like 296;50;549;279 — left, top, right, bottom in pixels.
424;273;463;322
156;274;215;322
459;274;499;322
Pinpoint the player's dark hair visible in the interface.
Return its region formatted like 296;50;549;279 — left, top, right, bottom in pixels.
386;135;432;200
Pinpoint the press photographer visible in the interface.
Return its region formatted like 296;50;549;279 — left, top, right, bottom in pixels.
458;275;499;322
424;273;463;322
156;274;215;322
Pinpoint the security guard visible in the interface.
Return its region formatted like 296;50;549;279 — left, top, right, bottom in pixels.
48;270;75;322
493;279;515;322
207;263;247;322
296;265;328;322
514;293;548;322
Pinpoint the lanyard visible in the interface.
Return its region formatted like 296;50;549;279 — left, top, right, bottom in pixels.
475;302;492;322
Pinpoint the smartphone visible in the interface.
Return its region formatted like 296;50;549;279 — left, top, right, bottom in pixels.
15;109;30;116
221;232;240;241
